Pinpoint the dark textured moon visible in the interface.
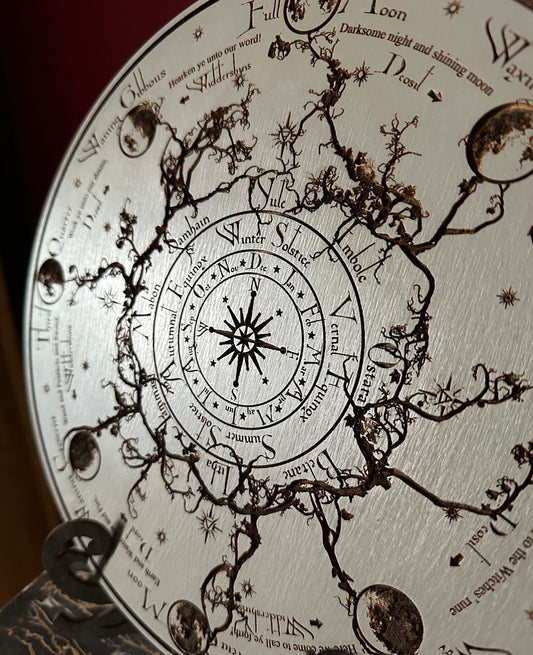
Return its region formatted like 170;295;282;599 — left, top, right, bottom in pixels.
37;258;64;304
467;101;533;183
167;600;210;654
69;431;101;480
284;0;341;35
354;584;423;655
119;103;158;157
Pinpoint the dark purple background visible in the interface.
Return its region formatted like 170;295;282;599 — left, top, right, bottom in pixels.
0;1;192;327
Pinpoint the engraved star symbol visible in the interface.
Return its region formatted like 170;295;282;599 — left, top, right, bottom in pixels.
240;259;246;267
156;529;168;545
262;377;269;384
444;507;462;522
197;507;221;542
353;61;372;86
299;378;306;386
213;401;219;409
273;266;280;273
211;360;217;367
193;378;199;385
82;361;90;370
74;178;81;188
185;336;190;343
497;287;519;309
390;369;401;383
240;579;256;597
240;412;246;420
193;26;204;41
211;272;217;280
222;296;228;304
275;405;282;412
276;309;283;316
190;303;195;310
444;0;463;17
297;290;304;299
308;331;315;339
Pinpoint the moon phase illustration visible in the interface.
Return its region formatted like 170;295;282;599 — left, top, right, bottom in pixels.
354;585;423;655
68;431;101;481
467;101;533;183
167;600;210;654
37;258;64;304
119;103;158;157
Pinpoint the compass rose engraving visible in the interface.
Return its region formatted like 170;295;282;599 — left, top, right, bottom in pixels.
208;289;287;389
153;213;363;464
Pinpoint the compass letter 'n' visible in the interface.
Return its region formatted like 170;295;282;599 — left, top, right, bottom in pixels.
485;18;530;67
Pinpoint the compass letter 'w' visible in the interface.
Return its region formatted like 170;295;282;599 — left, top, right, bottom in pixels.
216;219;241;246
485;18;530;67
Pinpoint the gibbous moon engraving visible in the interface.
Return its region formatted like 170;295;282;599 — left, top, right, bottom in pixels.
69;431;101;481
119;103;158;158
354;585;423;655
37;258;64;304
167;600;210;654
467;101;533;184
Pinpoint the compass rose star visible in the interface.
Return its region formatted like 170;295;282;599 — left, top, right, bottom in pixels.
208;290;287;388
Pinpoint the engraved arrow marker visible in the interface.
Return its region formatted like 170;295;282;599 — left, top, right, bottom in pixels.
428;89;443;102
310;617;323;628
450;553;464;567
